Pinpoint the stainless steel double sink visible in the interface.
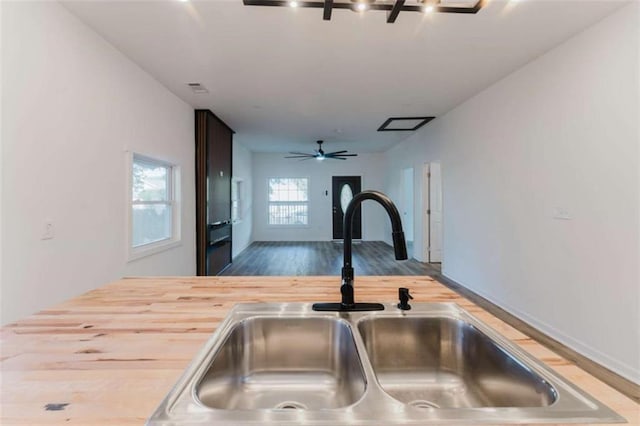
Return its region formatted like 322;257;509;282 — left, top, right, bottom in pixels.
147;303;624;425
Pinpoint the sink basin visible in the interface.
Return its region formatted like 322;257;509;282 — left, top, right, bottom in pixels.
358;317;556;409
196;317;366;410
147;303;624;425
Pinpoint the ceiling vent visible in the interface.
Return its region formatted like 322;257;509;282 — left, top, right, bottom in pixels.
377;117;435;132
187;83;209;94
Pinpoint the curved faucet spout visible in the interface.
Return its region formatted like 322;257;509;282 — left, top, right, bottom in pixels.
313;190;408;312
343;190;408;271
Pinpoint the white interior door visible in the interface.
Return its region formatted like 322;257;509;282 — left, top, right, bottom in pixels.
428;163;443;263
402;167;414;243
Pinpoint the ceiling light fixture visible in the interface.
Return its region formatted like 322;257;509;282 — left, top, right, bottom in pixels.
243;0;485;23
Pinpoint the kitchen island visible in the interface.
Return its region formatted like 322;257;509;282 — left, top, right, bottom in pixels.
1;276;638;425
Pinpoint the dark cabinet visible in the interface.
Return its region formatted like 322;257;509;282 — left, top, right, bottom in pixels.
195;110;234;275
207;116;232;225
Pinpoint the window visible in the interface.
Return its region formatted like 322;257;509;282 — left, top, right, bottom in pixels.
268;178;309;226
231;178;243;223
129;153;180;259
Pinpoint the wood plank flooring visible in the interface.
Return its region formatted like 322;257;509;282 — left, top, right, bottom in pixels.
222;241;438;276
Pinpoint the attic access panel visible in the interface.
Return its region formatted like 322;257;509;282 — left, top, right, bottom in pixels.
243;1;485;23
377;117;435;131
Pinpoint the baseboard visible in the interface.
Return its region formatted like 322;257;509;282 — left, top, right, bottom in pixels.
493;296;640;386
434;273;640;403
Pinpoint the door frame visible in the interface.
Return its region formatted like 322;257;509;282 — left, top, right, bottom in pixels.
423;162;443;264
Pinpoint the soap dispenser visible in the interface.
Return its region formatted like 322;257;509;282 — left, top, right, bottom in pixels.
397;287;413;310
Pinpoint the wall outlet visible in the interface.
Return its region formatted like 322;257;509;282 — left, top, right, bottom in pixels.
41;220;55;240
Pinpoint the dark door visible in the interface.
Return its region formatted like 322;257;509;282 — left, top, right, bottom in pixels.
332;176;362;240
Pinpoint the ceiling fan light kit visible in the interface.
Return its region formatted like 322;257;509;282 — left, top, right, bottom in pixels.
243;0;485;23
285;140;358;161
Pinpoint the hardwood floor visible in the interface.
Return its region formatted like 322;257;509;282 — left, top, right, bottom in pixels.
222;241;438;276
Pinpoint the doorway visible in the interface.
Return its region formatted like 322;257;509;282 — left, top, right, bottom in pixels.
332;176;361;240
401;168;414;259
424;162;443;264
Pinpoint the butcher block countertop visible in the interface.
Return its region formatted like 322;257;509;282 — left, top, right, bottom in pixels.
1;276;638;425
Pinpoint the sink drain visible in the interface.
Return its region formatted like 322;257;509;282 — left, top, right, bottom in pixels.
274;401;308;410
408;400;440;409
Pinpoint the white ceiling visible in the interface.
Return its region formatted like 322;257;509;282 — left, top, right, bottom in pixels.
62;0;628;154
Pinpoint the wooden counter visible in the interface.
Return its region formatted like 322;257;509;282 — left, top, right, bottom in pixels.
1;276;638;425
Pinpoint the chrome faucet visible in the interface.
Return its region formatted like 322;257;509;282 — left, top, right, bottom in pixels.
313;190;408;312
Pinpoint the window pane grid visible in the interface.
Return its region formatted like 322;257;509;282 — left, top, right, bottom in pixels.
132;155;170;202
131;204;173;247
269;178;308;202
269;203;308;225
131;154;177;250
268;178;309;226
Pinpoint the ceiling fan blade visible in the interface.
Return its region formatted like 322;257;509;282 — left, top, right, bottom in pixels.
325;150;348;155
285;155;314;158
327;153;358;157
288;152;314;156
327;156;347;160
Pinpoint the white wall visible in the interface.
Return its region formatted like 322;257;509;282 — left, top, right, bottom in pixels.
1;1;196;324
384;4;639;383
0;0;4;319
384;153;437;263
252;153;389;241
232;140;253;257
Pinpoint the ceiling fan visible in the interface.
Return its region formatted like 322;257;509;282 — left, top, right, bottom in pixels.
285;140;358;161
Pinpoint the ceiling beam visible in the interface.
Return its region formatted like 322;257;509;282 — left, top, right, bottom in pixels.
323;0;333;20
386;0;405;23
